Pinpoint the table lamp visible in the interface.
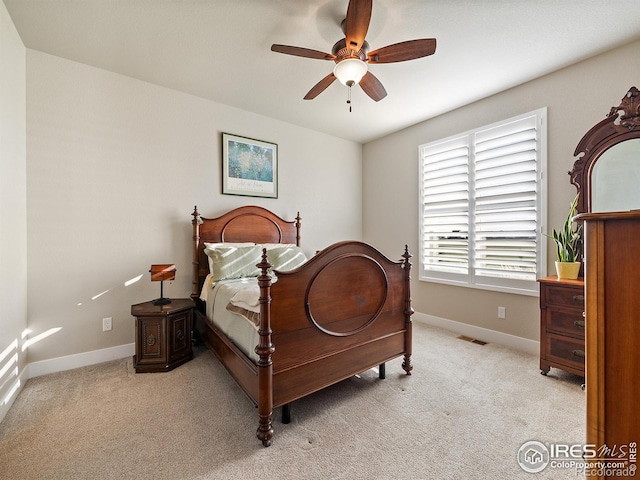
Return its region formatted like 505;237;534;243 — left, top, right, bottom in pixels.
150;264;176;306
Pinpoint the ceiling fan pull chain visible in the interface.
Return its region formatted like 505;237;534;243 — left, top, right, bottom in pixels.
347;84;352;112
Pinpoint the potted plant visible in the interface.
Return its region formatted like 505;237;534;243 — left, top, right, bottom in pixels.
546;194;582;279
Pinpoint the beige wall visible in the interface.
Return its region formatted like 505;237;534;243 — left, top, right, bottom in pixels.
25;50;362;364
0;1;27;417
363;38;640;341
8;12;640;372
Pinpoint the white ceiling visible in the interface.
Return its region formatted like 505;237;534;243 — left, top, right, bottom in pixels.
5;0;640;143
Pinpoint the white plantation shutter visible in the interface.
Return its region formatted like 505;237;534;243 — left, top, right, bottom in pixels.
420;137;470;276
474;115;538;282
419;109;547;295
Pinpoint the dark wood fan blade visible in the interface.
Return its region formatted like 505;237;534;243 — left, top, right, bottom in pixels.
271;44;336;61
359;71;387;102
368;38;437;64
345;0;372;52
304;73;337;100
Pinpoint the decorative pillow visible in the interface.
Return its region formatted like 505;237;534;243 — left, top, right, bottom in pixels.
266;245;308;272
203;241;255;249
204;245;263;280
203;242;255;273
259;243;296;250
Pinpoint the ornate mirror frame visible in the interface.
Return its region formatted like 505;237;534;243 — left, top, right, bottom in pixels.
569;86;640;214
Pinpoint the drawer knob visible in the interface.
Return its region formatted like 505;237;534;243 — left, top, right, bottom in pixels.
574;320;585;328
572;349;585;358
572;294;584;302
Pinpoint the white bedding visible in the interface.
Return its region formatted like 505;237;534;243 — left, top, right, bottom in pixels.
228;282;260;313
202;276;261;362
199;244;308;363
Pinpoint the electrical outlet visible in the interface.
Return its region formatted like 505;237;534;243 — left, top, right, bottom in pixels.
498;307;506;319
102;317;113;331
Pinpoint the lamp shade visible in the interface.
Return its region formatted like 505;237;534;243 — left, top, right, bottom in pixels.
150;264;176;282
333;58;368;86
150;264;175;306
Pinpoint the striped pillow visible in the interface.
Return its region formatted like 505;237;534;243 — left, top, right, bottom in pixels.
266;245;307;272
204;245;262;280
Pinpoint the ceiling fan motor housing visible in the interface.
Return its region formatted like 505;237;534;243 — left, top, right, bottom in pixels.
332;38;369;62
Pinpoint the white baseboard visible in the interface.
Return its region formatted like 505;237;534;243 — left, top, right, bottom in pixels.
413;312;539;356
28;343;135;379
0;343;135;424
0;366;29;424
2;315;536;423
16;318;538;378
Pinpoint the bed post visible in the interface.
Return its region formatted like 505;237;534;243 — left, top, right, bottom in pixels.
191;206;201;300
295;212;301;247
255;249;275;447
401;245;414;375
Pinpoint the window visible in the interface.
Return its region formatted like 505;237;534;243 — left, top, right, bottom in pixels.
419;108;547;295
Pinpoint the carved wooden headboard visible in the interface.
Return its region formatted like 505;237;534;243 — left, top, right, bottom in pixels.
191;205;301;299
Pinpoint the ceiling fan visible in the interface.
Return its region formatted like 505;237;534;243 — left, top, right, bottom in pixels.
271;0;436;105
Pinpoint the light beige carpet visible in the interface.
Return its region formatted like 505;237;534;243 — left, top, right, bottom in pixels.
0;322;585;480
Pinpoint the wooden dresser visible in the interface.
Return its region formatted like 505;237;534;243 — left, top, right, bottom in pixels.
578;211;640;466
538;275;585;377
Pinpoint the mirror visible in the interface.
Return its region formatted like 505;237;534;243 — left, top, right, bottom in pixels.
570;86;640;214
592;138;640;212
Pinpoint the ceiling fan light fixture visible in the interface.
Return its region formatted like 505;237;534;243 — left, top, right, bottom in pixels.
333;58;368;86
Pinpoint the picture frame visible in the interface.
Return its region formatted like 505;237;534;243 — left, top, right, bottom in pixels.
221;133;278;198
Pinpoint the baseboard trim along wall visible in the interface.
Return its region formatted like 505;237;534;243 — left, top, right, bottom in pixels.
19;317;538;378
413;312;539;356
0;366;29;424
28;343;135;379
1;315;537;424
0;343;135;424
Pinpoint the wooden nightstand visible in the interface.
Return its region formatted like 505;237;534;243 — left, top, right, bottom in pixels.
538;276;585;377
131;298;194;373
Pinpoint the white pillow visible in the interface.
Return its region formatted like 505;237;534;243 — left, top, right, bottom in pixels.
203;242;255;273
204;241;255;248
259;243;296;250
267;245;308;272
204;245;263;280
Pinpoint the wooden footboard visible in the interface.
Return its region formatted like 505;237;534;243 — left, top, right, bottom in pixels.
191;206;412;447
255;241;413;446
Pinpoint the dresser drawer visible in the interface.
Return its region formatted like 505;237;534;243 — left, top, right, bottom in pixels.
546;308;585;339
546;333;585;371
545;284;585;308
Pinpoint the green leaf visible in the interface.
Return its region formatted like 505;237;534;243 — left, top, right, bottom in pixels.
546;194;581;263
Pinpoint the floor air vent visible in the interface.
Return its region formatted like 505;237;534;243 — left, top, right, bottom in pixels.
457;335;487;346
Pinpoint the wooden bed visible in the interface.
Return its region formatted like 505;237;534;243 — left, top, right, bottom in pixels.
190;205;413;446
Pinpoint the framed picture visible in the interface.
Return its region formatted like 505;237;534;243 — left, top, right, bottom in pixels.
222;133;278;198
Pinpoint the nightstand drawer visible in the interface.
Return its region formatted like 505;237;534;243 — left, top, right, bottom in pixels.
545;285;585;308
546;333;585;371
546;308;585;339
